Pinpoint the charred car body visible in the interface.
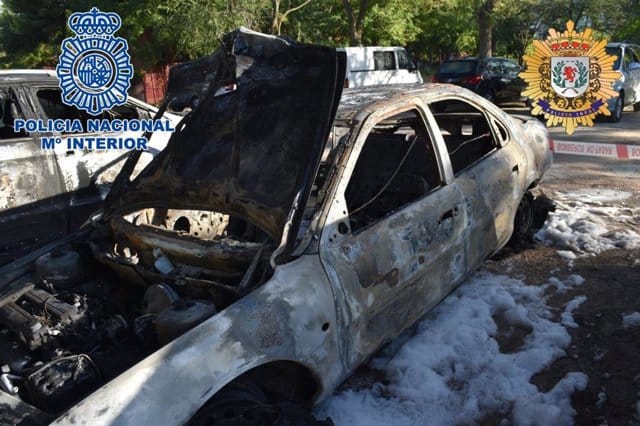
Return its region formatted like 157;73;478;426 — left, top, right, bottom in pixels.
0;29;552;425
0;71;180;268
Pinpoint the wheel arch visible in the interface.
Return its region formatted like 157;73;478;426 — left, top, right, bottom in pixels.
233;359;323;405
186;358;324;426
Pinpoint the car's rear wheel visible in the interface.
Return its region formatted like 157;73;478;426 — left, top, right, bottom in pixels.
508;192;534;246
189;380;331;426
610;92;623;122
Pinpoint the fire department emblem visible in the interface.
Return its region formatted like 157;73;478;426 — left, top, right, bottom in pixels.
56;8;133;116
519;21;621;134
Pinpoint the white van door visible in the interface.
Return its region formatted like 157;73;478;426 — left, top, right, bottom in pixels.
395;48;423;84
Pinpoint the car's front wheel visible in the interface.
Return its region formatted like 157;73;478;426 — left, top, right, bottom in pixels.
189;380;331;426
508;192;534;246
610;92;624;122
633;101;640;112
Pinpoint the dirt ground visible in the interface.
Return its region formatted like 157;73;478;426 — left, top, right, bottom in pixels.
486;246;640;425
484;167;640;425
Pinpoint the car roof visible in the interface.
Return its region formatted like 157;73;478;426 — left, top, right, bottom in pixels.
335;83;475;122
0;70;58;84
606;42;640;49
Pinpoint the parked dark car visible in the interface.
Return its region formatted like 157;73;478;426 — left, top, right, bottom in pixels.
432;57;527;104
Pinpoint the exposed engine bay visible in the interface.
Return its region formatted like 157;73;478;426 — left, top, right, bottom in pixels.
0;209;274;417
1;28;345;424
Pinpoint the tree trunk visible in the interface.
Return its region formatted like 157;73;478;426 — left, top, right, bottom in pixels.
272;0;281;35
342;0;368;46
272;0;313;36
478;0;494;58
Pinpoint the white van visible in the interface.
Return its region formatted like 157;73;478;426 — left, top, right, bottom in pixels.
337;46;423;88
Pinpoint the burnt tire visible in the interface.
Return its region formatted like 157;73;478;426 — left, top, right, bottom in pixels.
508;192;535;246
189;380;332;426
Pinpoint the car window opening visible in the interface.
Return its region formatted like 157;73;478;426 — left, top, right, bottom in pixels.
345;109;442;232
430;99;498;175
0;90;27;139
36;88;141;133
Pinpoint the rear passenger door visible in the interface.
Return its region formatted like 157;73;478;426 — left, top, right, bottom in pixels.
429;97;525;267
320;106;468;368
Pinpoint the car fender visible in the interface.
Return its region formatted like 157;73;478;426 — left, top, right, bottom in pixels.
508;114;553;188
52;255;342;426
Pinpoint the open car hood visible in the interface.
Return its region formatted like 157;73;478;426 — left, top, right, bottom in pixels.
105;29;345;250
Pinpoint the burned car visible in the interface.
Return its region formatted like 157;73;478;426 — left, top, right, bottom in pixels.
0;29;552;425
0;71;180;267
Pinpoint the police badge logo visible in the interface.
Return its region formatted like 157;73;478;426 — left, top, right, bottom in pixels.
550;56;589;98
519;21;621;134
56;8;133;116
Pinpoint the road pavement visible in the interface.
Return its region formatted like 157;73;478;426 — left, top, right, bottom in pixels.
503;104;640;146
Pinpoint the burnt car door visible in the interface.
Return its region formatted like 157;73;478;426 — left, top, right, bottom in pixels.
0;85;68;266
429;97;526;268
320;104;468;368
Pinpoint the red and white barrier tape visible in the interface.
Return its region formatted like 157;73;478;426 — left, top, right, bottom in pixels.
550;139;640;160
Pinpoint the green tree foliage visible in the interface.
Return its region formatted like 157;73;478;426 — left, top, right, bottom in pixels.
121;0;271;67
0;0;272;69
283;0;348;45
0;0;638;70
409;0;476;62
363;0;421;46
284;0;423;47
0;0;81;67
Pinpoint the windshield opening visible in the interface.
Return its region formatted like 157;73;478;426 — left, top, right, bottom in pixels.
605;47;622;69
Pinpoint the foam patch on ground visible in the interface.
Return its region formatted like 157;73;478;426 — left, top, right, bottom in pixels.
318;273;587;425
536;190;640;256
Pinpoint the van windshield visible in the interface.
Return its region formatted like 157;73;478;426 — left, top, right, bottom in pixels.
397;49;412;70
